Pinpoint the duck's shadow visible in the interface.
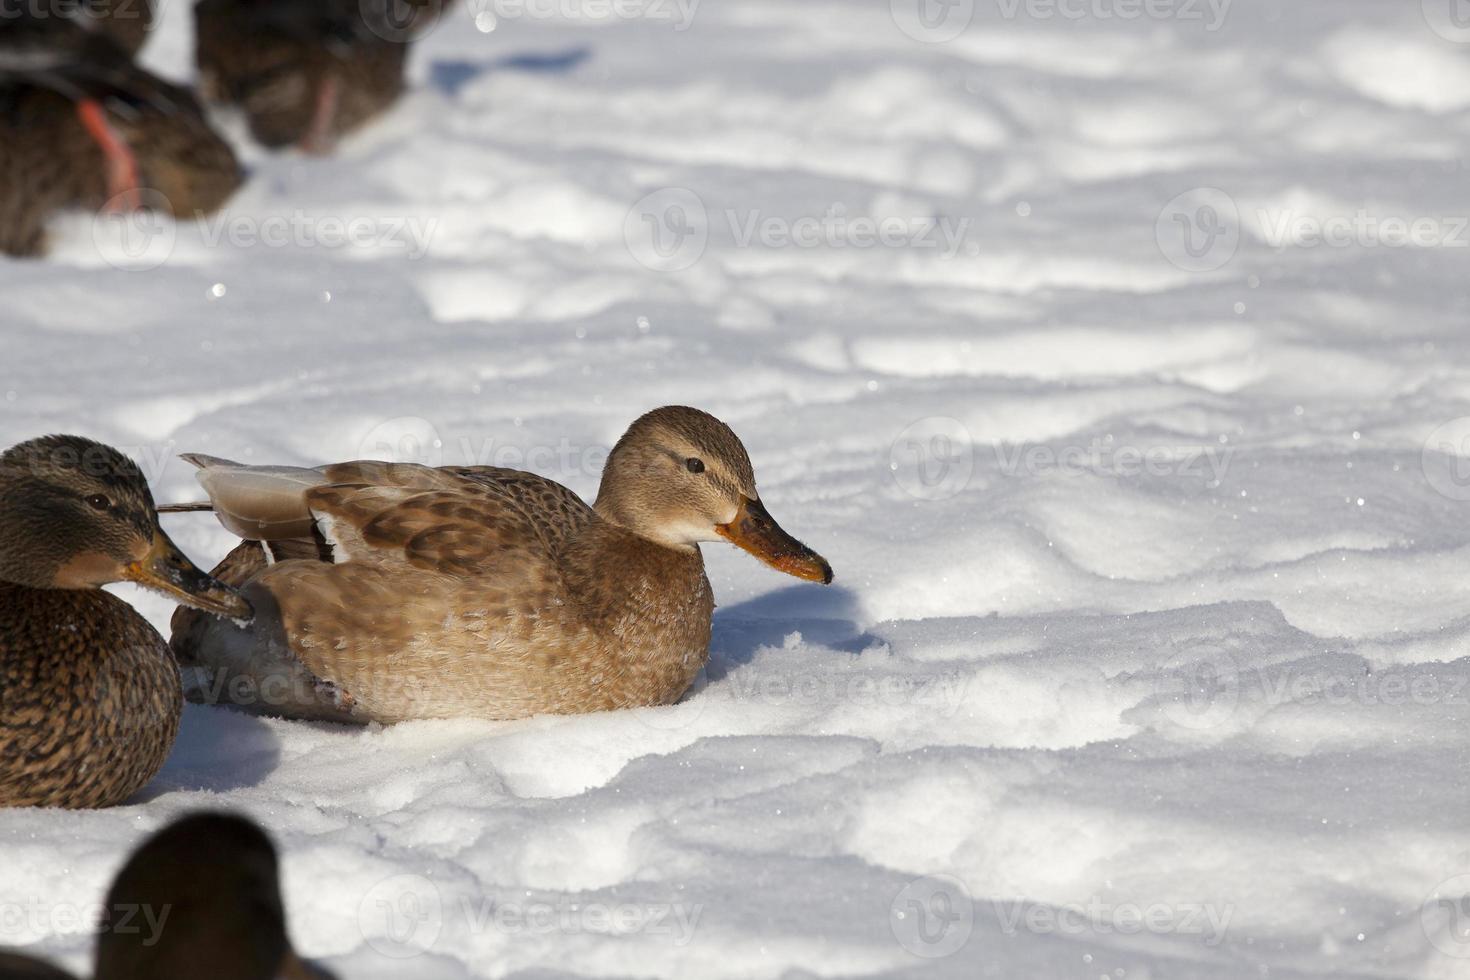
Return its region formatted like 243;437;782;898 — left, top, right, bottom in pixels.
145;704;284;797
429;47;592;96
710;584;872;671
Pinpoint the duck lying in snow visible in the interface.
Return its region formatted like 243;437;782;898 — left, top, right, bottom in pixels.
0;13;242;257
0;436;250;809
167;406;833;724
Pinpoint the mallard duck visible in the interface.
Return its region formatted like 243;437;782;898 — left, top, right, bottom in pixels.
0;812;332;980
166;406;833;724
194;0;434;154
0;16;242;258
0;436;251;809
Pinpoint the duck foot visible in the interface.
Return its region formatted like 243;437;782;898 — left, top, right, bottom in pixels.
299;74;341;156
75;99;143;213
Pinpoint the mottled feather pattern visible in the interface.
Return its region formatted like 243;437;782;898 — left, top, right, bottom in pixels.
0;582;181;808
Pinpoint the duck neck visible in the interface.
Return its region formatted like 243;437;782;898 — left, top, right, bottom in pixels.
591;491;691;553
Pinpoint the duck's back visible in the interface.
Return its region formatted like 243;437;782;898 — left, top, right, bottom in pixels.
0;582;182;808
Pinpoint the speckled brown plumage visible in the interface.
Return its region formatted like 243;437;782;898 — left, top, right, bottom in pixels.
195;0;419;153
168;407;832;724
0;582;181;809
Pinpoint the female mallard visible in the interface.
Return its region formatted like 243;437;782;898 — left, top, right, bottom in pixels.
0;436;251;809
167;406;833;724
0;812;331;979
194;0;439;154
0;16;242;258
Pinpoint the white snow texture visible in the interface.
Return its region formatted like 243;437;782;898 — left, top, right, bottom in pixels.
3;0;1470;978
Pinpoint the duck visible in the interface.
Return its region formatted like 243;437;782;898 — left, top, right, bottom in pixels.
0;435;252;809
194;0;435;154
0;812;332;980
0;15;243;258
166;406;833;724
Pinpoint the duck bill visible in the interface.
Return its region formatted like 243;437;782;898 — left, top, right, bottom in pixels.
716;497;833;585
123;528;254;620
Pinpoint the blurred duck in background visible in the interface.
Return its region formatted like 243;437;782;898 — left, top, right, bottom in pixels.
0;813;333;979
0;13;242;257
195;0;448;154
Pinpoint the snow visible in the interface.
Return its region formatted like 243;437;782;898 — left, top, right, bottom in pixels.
3;0;1470;977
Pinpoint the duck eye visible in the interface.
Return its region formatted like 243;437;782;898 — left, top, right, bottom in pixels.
85;494;112;512
685;458;705;474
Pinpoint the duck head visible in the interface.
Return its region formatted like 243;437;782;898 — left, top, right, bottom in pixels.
0;435;251;618
95;812;332;980
595;407;833;584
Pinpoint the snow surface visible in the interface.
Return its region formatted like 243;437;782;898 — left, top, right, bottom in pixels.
3;0;1470;977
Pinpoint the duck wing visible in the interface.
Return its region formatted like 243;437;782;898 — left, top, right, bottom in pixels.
169;458;598;712
173;456;596;566
443;465;596;553
227;462;591;719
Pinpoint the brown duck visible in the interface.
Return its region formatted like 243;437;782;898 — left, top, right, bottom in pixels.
0;436;251;809
195;0;445;154
0;16;242;258
167;406;833;724
0;812;332;979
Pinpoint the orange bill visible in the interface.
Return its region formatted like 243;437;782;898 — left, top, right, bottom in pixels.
123;527;254;620
715;496;833;585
